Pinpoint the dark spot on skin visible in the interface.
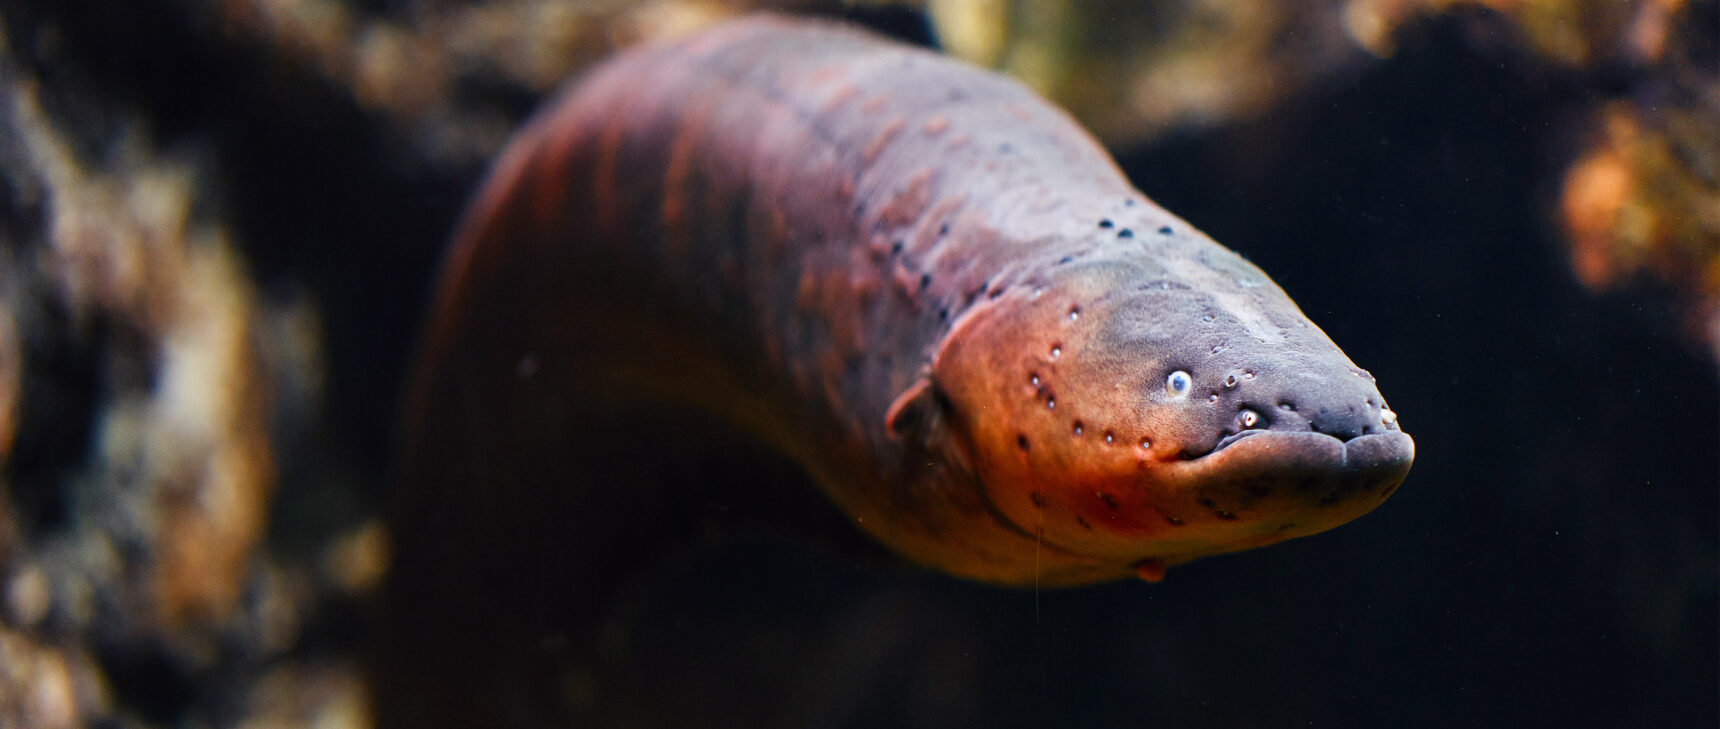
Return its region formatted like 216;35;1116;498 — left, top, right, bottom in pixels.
1097;218;1113;229
937;308;948;322
1117;228;1135;239
948;88;967;102
1215;510;1238;521
919;273;932;290
1099;493;1120;509
1072;420;1084;436
1124;199;1136;207
1166;516;1185;526
1029;492;1046;508
1058;255;1073;264
1016;434;1030;451
1157;225;1173;236
998;142;1015;153
965;281;988;305
987;287;1004;300
1248;485;1272;498
854;203;866;216
1198;498;1217;509
938;222;951;236
1076;517;1093;530
890;240;904;254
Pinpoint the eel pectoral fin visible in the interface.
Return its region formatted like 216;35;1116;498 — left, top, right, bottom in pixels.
885;376;947;444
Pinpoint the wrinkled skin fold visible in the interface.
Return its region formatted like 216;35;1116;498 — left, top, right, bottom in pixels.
381;15;1414;727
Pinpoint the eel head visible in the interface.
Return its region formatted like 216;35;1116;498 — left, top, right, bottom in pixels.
913;243;1414;585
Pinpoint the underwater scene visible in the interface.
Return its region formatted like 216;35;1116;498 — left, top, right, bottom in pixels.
0;1;1714;727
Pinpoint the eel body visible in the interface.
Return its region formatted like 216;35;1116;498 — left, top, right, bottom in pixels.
383;14;1414;726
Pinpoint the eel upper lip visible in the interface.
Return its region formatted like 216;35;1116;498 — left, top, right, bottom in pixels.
1178;428;1416;479
1212;428;1267;453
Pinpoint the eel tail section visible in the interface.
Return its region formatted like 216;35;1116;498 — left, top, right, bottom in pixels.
382;15;1415;727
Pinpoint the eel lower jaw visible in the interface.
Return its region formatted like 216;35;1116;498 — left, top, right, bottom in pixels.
1136;429;1415;559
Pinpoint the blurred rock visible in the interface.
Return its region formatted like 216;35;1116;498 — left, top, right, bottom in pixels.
0;19;355;726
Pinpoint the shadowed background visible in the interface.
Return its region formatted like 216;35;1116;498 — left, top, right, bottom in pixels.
0;1;1713;727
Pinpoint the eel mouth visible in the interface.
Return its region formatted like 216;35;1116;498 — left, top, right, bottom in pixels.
1170;429;1415;493
1132;428;1416;561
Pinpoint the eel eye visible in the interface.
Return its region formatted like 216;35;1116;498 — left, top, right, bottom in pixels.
1165;370;1193;399
1239;409;1261;428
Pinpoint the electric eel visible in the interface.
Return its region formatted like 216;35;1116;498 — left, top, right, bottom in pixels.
381;14;1414;726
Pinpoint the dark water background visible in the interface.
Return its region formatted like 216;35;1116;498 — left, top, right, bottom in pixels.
10;2;1712;726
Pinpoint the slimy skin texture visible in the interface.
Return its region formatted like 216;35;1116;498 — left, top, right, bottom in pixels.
383;15;1413;726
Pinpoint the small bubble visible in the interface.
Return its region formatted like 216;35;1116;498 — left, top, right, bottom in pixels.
1050;345;1061;358
1139;438;1151;449
1201;315;1214;322
1103;431;1115;444
1240;409;1260;428
1242;371;1255;379
1046;397;1056;410
1031;287;1044;298
1030;373;1040;387
1223;374;1238;388
1072;421;1084;436
1068;307;1080;321
1207;394;1219;403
